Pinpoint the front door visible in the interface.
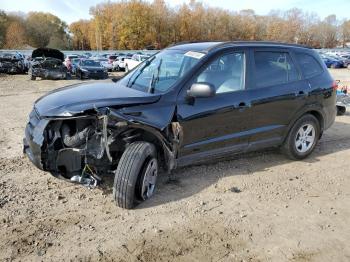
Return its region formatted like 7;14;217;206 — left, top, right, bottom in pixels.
176;50;251;158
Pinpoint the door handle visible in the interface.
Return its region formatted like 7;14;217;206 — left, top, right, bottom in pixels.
236;102;251;110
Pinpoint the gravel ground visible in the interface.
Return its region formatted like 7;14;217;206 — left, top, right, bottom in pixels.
0;70;350;262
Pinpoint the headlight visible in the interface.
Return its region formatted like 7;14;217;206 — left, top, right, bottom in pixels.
81;68;88;72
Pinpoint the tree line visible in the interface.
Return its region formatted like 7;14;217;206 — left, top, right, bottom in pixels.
0;10;70;49
1;0;350;50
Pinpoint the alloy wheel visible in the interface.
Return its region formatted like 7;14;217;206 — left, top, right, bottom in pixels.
295;124;316;153
140;158;158;200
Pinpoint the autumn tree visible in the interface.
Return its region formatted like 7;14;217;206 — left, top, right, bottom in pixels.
70;20;92;50
4;21;27;48
340;20;350;47
0;10;9;48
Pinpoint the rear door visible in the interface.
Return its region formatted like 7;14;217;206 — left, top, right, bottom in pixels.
244;48;308;149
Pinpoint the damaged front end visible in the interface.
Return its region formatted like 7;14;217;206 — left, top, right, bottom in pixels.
0;55;25;74
23;107;182;187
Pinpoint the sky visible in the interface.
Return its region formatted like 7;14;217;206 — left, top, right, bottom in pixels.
1;0;349;24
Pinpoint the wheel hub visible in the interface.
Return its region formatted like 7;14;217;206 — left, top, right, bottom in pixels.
140;158;158;200
295;124;315;153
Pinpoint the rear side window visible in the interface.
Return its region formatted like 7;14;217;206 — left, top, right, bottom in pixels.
295;53;323;78
254;51;299;88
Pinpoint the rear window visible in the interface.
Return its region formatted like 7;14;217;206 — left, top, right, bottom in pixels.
109;55;117;59
254;51;299;88
295;53;323;78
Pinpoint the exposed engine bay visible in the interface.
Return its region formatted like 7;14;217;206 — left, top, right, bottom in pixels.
26;109;182;188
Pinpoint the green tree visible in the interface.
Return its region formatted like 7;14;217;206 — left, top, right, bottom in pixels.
26;12;69;48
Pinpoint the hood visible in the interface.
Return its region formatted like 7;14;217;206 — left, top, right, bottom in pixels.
32;48;64;61
34;82;161;117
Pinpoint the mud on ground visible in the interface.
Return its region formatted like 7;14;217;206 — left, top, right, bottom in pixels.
0;70;350;261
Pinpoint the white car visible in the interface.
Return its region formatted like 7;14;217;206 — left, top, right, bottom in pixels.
112;56;127;71
124;54;150;72
97;58;113;72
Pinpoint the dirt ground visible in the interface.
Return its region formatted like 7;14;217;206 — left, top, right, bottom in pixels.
0;70;350;262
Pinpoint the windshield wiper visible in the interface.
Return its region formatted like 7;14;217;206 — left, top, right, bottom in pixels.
126;56;155;88
148;58;162;94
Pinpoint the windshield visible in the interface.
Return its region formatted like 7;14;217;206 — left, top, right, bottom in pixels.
119;49;205;93
81;60;101;67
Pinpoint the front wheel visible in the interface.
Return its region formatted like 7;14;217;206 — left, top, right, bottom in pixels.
113;142;158;209
282;114;320;160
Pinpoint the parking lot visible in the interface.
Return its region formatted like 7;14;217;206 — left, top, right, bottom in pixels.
0;70;350;261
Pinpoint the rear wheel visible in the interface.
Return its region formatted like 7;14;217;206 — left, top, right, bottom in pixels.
113;142;158;209
282;114;320;160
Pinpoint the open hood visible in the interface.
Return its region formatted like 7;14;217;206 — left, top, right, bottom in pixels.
34;82;161;117
32;48;64;61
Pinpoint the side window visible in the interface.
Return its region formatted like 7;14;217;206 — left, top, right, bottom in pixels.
254;51;299;88
195;52;245;94
295;53;323;78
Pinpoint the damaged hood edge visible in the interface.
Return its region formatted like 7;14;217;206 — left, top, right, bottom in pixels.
34;82;161;117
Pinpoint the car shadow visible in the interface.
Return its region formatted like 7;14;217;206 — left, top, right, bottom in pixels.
99;117;350;209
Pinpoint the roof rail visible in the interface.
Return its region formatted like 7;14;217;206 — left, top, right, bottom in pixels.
168;40;222;48
207;41;312;51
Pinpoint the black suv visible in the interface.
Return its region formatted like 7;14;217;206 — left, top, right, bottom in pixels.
23;42;336;209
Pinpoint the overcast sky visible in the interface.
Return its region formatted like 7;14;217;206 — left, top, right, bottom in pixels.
2;0;349;24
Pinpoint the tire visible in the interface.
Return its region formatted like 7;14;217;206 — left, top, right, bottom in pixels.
113;142;158;209
282;114;320;160
337;106;346;116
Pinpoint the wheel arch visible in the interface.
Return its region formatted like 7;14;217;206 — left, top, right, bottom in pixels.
283;107;325;143
114;124;178;173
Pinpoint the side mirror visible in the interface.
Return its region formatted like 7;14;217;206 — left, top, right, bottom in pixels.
187;83;216;98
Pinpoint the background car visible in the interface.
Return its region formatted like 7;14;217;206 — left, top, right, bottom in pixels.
0;52;26;74
108;55;118;64
71;58;81;75
64;54;80;70
97;58;113;71
321;55;344;68
124;54;150;72
29;48;68;80
327;54;350;67
112;56;126;71
76;59;108;79
336;89;350;115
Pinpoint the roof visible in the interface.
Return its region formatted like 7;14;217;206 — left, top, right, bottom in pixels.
167;41;311;53
167;42;223;52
